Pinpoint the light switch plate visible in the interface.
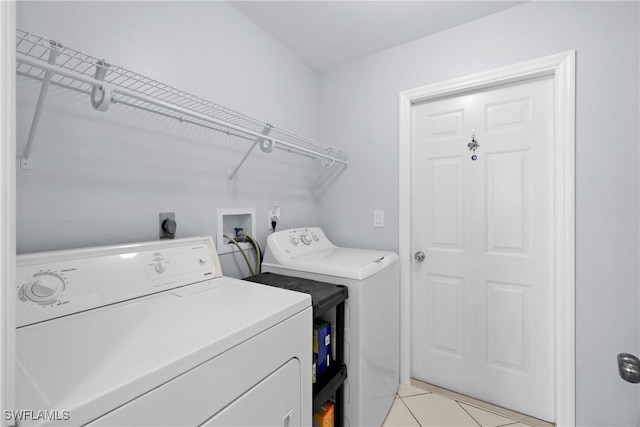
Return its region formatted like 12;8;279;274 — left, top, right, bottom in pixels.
374;210;384;228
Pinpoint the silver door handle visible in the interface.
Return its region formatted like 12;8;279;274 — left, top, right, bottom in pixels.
618;353;640;383
414;251;425;262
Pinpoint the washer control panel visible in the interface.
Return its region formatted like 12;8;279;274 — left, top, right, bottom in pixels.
288;229;322;247
16;237;221;327
264;227;336;266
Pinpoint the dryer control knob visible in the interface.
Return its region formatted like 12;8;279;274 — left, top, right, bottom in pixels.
312;234;320;242
31;279;57;297
23;275;64;304
300;234;312;245
155;262;166;273
290;237;300;246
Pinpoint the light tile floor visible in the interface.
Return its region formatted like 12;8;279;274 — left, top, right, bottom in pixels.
382;382;554;427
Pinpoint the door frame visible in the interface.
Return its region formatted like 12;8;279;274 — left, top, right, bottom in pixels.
398;51;575;426
0;2;16;426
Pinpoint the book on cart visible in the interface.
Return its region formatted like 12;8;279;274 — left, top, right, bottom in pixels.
314;319;332;376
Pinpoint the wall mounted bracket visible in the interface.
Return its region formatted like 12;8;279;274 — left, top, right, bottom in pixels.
20;42;60;170
227;123;274;187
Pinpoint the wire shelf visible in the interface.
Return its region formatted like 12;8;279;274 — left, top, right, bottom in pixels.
15;28;348;178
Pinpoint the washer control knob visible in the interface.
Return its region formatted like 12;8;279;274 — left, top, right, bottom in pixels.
155;262;166;273
312;234;320;242
300;234;312;245
23;274;64;304
198;258;207;265
290;237;300;246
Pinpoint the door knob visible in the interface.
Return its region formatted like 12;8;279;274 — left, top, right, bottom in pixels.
618;353;640;383
414;251;425;262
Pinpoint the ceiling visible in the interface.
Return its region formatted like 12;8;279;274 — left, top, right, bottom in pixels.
231;1;524;71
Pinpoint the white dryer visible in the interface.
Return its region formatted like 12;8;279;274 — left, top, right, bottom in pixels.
262;227;399;427
14;237;311;426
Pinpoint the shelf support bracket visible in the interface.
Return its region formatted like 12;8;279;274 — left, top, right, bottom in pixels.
21;45;59;170
227;123;274;186
90;60;111;112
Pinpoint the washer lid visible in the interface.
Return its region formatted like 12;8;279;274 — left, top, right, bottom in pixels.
262;228;399;280
15;277;310;426
286;247;399;280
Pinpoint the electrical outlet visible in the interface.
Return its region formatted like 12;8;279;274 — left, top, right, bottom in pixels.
267;206;281;230
268;210;275;230
159;212;176;239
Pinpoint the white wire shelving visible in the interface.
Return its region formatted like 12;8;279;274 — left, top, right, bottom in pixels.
15;28;348;183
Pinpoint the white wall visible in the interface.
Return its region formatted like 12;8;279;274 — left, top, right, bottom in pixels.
16;1;323;278
318;1;640;425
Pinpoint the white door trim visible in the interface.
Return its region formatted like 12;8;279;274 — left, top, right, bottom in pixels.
0;2;16;426
398;51;575;426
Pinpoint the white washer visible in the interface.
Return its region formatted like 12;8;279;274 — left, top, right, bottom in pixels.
14;237;311;427
262;227;399;427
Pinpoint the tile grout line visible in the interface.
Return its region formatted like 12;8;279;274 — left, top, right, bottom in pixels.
455;399;523;427
397;389;528;427
455;399;483;427
410;380;552;427
398;392;430;427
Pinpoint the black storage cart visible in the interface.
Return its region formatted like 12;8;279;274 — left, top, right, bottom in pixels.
243;272;348;427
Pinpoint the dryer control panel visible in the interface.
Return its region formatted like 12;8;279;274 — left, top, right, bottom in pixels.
16;237;222;327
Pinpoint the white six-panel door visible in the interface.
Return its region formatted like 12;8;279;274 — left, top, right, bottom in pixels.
411;76;554;422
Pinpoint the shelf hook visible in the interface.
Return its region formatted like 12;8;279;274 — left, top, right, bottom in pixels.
322;158;336;168
90;60;111;112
